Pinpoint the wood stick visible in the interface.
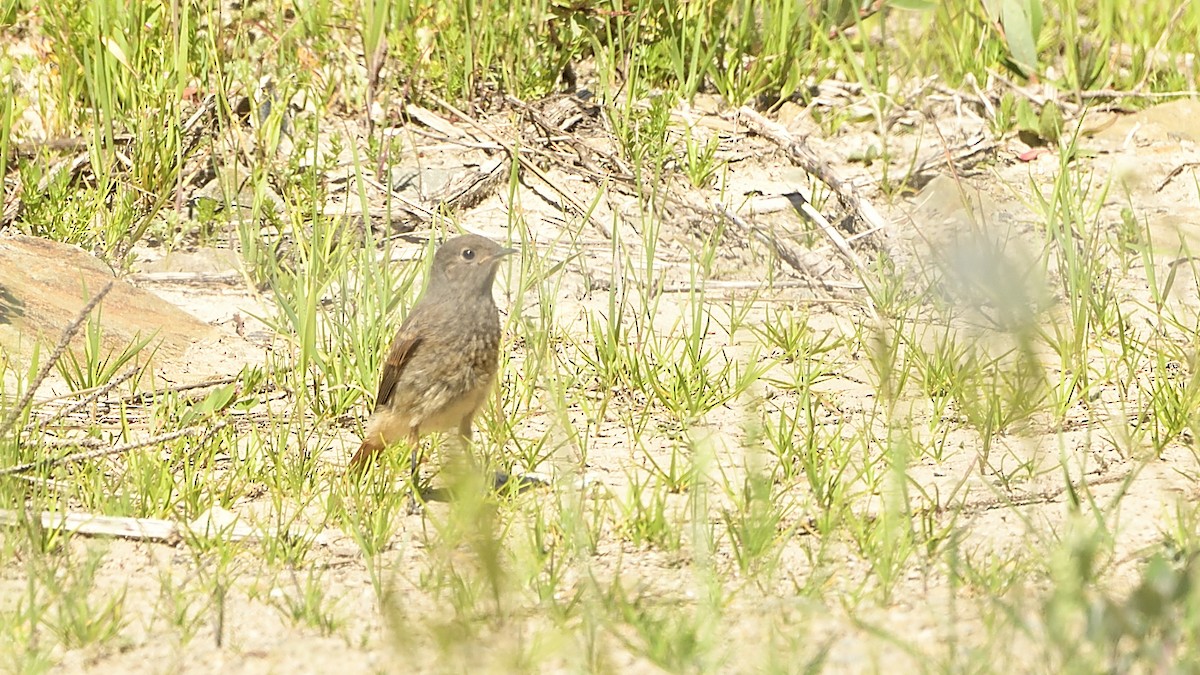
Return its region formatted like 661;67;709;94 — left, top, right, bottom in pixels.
0;506;264;544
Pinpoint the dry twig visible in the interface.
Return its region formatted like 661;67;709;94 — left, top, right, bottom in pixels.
734;106;894;264
429;94;614;238
0;420;227;476
22;367;139;435
0;282;114;439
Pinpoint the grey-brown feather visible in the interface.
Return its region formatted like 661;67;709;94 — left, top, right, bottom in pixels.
350;233;510;473
372;296;500;424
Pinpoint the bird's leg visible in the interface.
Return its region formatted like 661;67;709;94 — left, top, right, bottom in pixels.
456;417;476;471
406;429;424;515
459;415;508;491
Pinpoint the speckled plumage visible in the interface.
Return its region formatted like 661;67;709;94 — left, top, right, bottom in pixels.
349;234;513;474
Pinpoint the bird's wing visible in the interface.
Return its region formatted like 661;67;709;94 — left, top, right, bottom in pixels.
373;315;424;412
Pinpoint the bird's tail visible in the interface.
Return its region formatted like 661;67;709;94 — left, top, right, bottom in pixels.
348;437;384;475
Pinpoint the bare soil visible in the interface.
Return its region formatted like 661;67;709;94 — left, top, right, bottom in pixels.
5;84;1200;672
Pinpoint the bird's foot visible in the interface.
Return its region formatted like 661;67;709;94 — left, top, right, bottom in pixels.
405;489;425;516
492;470;550;493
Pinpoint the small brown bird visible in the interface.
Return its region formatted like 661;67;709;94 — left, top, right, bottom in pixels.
349;234;515;481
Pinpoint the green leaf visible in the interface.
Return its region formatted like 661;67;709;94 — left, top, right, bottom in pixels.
180;383;238;426
1038;101;1063;143
1015;99;1038;132
1001;0;1042;75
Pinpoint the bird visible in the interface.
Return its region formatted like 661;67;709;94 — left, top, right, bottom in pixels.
349;234;515;489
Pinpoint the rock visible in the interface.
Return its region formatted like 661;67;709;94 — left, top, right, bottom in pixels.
138;246;241;275
1092;99;1200;146
0;234;218;388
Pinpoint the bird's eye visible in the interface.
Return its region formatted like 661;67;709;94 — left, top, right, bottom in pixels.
461;248;475;261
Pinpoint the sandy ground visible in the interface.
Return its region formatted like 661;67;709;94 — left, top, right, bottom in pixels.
4;87;1200;672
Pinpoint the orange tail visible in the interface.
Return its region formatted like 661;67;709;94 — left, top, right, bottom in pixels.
349;437;384;475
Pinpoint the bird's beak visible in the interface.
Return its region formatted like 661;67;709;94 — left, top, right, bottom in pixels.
494;247;518;260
